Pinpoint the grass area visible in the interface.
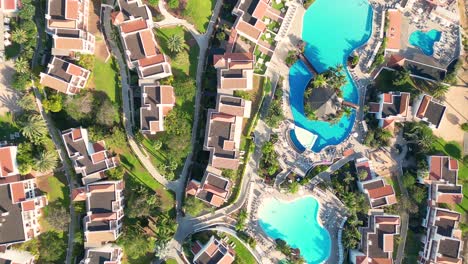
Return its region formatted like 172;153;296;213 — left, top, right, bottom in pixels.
430;138;468;214
37;172;70;207
119;145;175;210
373;69;418;94
164;258;178;264
266;20;281;32
223;234;256;264
5;43;21;59
154;26;199;78
182;0;216;33
92;58;120;103
388;175;402;198
0;113;19;140
402;230;422;264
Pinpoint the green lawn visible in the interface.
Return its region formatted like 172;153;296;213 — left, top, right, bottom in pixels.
388;175;402;198
92;58;120;103
5;43;21;59
402;230;421;264
45;173;70;207
182;0;216;33
430;138;468;214
119;146;175;211
0;113;19;140
154;26;199;78
271;0;286;11
164;259;178;264
374;69;417;93
225;235;256;264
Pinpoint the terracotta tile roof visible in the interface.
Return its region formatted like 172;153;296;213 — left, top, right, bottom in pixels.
186;180;200;196
40;75;69;94
138;54;166;67
386;10;402;50
0;147;16;177
120;18;147;34
252;0;268;18
86;231;117;244
91;152;106;163
111;11;125;25
93;142;106;152
382;119;395;132
65;0;79;20
399;92;409;116
150;121;161;133
211;113;236;123
21;200;36;211
10;182;25;203
90;212;117;221
88;184;115;193
387;54;406;67
376;216;400;225
3;0;16;10
383;235;394;252
210;195;225;207
368;185;395;199
203;184;228;198
343;149;355;157
429;156;442;181
55;37;84;50
449;158;458;170
383;93;393;104
236;21;262;40
67;63;84;76
212;157;239;170
417;95;431;118
72;128;82;140
140;30;157;56
437;193;463;204
72;187;87;201
221;78;248;89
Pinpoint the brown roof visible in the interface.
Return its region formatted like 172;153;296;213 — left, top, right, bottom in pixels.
368;185;395;199
138;54;166;67
65;0;79;20
10;182;25;203
0;147;15;177
417;95;431;118
86;231;117;244
21;200;36;211
221;78;248;89
399;93;409;116
383;93;393;104
186;180;200;196
67;63;84;76
386;10;402;50
369;102;380;113
236;21;262;40
40;74;69;93
140;30;157;56
120;18;147;33
429;156;442;181
55;37;84;50
449;159;458;170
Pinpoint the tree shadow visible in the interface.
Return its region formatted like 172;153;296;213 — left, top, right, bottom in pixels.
444;142;461;159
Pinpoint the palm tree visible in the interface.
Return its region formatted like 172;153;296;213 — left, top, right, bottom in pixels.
18;93;37;111
343;172;354;191
34;150;57;172
167;34;185;53
312;74;327;88
343;106;352;116
432;83;449;99
15;57;30;73
334;64;344;73
393;69;411;86
19;114;48;142
11;28;28;44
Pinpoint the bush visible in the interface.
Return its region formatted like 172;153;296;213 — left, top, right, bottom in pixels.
42;93;63;112
185;195;206;216
168;0;179;9
12;72;31;91
461;123;468;132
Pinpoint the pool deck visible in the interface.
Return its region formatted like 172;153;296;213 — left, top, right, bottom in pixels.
245;179;347;264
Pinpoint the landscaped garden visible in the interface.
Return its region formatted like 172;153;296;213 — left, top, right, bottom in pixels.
166;0;216;33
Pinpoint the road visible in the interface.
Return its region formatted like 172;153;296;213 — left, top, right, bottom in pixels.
31;10;77;264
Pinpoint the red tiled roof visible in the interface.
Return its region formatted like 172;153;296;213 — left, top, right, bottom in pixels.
72;128;82;140
383;93;393;104
120;19;147;34
65;0;79;20
3;0;16;10
22;200;36;211
382;119;395;132
138;54;166;68
140;30;157;56
399;93;409;116
210;195;225;207
10;182;25;203
437;193;463;204
429;156;442;181
72;187;87;201
368;185;395;199
386;10;402;50
417;95;431;118
67;63;84;76
186;180;200;196
0;147;15;177
449;158;458;170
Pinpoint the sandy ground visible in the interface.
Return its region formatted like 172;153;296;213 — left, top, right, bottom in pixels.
432;86;468;145
0;61;21;115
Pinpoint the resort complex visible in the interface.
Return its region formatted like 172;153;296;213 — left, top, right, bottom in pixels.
0;0;467;263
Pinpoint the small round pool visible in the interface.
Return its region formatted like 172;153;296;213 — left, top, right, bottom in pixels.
258;197;331;263
409;29;441;56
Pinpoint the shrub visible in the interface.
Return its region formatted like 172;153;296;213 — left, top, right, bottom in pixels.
168;0;179;9
460;122;468;132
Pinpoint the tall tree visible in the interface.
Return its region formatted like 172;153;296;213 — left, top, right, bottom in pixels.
11;28;28;44
167;34;185;53
392;69;411;86
15;57;30;73
19;114;48;143
432;83;449;99
34;150;58;172
312;74;327;88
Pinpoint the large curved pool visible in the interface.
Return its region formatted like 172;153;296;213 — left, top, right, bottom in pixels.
258;197;331;263
289;0;373;152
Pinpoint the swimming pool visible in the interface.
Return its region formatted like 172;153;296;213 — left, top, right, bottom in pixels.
258;197;331;263
289;0;373;152
409;29;441;56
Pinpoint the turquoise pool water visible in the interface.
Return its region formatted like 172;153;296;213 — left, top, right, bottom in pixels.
289;0;373;152
409;29;441;56
258;197;331;263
